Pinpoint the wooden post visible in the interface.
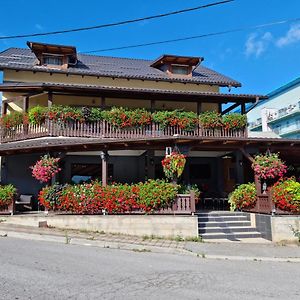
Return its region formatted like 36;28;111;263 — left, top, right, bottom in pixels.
190;190;196;215
218;103;222;114
1;102;8;116
101;96;106;109
101;151;108;186
23;96;29;113
150;100;156;112
241;103;246;114
48;92;53;108
197;102;202;114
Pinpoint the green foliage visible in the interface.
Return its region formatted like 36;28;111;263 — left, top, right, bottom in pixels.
152;110;198;131
89;108;103;122
199;111;222;129
28;106;47;125
101;107;152;128
228;183;257;211
135;179;178;211
272;178;300;212
0;184;17;209
222;113;247;129
178;184;201;200
0;111;25;128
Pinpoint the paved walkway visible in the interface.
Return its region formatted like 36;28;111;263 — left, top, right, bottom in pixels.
0;222;299;262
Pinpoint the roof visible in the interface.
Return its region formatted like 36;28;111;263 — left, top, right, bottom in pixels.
0;135;299;156
0;82;267;103
0;47;241;87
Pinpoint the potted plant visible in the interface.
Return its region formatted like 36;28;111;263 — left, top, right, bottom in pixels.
199;111;223;132
161;152;186;183
222;113;247;130
0;184;17;214
31;155;61;183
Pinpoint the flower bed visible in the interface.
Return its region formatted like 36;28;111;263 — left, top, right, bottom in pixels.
271;178;300;213
38;179;178;214
0;184;17;213
228;183;257;211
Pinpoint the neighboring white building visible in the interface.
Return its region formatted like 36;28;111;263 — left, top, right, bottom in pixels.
248;77;300;139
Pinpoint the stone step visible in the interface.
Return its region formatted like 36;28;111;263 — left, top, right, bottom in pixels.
198;221;252;228
200;232;262;240
198;215;250;222
196;212;249;217
199;226;258;234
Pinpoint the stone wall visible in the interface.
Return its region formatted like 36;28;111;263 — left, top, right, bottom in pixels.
3;215;199;238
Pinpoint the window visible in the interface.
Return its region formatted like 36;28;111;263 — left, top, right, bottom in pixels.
172;65;189;75
43;55;63;66
71;163;113;184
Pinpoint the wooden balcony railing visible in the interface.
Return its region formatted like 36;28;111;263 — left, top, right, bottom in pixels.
0;120;247;143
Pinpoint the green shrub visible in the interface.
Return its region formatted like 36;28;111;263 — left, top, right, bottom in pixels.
229;183;257;211
222;113;247;129
272;178;300;212
0;111;25;128
199;111;222;129
28;106;47;125
135;179;178;211
152;110;198;131
0;184;17;209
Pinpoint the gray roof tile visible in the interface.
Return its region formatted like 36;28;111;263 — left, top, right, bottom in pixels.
0;47;241;87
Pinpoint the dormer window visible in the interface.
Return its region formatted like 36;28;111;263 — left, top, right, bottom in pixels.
42;54;63;66
151;54;203;77
27;41;78;69
171;65;189;75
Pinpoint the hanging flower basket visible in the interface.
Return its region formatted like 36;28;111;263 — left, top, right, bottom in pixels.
161;152;186;181
252;152;287;180
31;155;61;183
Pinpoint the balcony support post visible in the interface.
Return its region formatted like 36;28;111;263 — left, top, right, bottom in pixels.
101;96;106;109
241;103;246;114
101;151;109;187
1;102;8;116
48;92;53;108
23;96;29;113
197;102;202;114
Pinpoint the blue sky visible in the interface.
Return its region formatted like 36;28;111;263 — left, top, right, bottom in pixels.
0;0;300;95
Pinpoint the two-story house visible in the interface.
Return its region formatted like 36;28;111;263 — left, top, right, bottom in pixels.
0;41;299;209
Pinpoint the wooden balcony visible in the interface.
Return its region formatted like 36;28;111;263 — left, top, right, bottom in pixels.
0;120;248;143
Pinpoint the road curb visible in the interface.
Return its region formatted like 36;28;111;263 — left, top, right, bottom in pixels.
1;229;300;263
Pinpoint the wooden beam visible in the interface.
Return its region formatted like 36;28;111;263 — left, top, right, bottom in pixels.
221;103;240;115
239;147;254;163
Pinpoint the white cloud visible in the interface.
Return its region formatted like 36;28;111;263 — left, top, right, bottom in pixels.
276;23;300;47
245;32;273;57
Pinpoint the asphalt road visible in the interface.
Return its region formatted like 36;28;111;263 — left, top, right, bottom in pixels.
0;238;299;300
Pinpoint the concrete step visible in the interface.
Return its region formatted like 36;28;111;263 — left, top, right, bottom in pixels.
198;215;250;222
200;232;262;240
198;221;252;228
199;226;259;234
196;212;249;217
